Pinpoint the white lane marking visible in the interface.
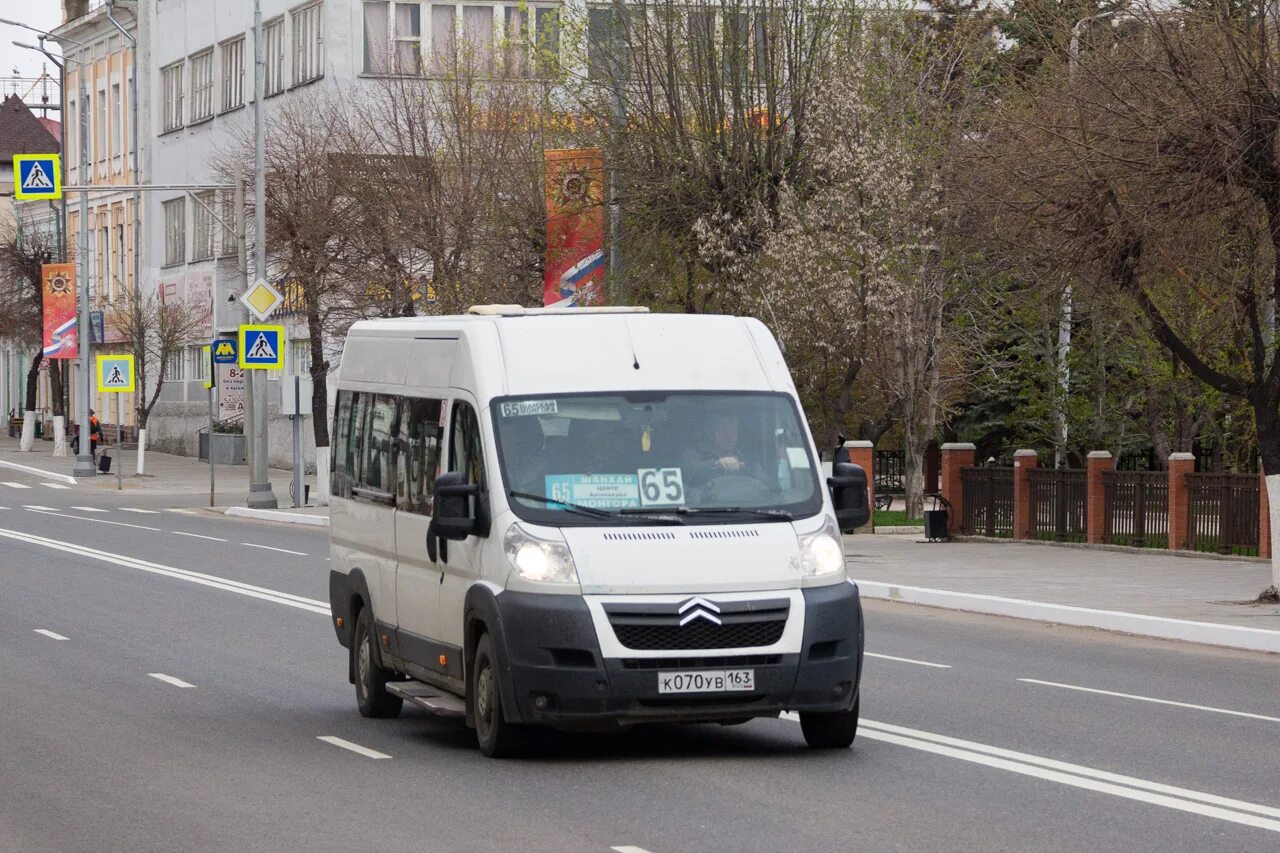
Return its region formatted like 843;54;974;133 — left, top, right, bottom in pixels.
70;506;109;513
23;505;58;511
120;508;161;514
780;714;1280;830
149;673;196;688
0;527;331;615
1018;678;1280;724
2;482;33;489
611;847;655;853
164;508;199;515
26;508;160;531
174;531;227;542
317;736;391;759
34;629;69;641
866;652;952;669
41;483;71;490
242;542;307;556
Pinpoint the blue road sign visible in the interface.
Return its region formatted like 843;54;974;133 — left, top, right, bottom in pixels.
238;325;284;370
212;337;238;364
13;154;62;200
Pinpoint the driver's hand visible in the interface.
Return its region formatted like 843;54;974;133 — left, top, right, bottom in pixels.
718;456;744;472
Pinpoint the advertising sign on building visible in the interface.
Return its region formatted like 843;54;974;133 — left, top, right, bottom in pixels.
41;263;78;359
218;364;246;420
543;149;606;307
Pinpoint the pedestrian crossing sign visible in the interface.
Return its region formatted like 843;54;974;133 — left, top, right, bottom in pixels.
13;154;62;200
238;324;285;370
96;354;135;393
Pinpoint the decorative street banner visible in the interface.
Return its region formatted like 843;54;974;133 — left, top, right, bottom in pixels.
544;148;606;307
41;263;78;359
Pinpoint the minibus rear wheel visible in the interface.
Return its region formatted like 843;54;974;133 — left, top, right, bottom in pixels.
354;608;403;719
799;699;859;749
473;632;526;758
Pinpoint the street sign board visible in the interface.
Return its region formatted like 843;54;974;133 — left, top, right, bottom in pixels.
218;364;246;419
212;337;238;364
96;354;135;393
238;324;285;370
13;154;62;200
240;278;284;321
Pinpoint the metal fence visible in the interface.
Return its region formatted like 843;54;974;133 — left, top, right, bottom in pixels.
960;467;1014;537
1102;470;1169;549
1028;468;1087;542
1186;473;1260;556
875;449;904;494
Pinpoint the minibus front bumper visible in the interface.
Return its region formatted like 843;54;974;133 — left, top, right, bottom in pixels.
491;583;863;728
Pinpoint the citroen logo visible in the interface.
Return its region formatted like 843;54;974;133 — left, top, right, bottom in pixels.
678;596;722;626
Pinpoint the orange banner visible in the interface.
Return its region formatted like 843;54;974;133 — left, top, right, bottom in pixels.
41;263;78;359
544;149;606;307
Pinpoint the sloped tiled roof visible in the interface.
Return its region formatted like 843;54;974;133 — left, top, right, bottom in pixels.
37;117;62;140
0;94;61;160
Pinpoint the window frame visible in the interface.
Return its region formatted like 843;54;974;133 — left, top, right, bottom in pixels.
161;61;184;132
189;48;215;122
191;190;215;262
358;394;399;499
264;16;288;96
221;36;246;112
396;396;446;515
291;1;325;85
163;197;186;267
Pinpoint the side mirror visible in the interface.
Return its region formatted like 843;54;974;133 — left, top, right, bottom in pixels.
433;471;480;541
828;462;869;533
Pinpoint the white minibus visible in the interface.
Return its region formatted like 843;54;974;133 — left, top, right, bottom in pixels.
328;306;869;756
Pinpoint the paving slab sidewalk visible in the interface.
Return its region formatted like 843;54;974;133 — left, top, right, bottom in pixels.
846;533;1280;651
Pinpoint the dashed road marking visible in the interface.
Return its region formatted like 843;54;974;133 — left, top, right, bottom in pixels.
2;482;32;489
22;505;58;512
174;531;227;542
865;652;952;669
69;506;108;513
26;508;160;531
120;508;161;514
317;736;390;759
41;483;71;490
1018;678;1280;724
611;847;656;853
149;673;196;688
242;542;307;556
34;629;69;641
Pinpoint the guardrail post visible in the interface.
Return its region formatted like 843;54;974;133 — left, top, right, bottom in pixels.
1013;449;1038;539
1086;451;1113;544
1260;466;1271;560
941;442;976;534
1167;452;1196;550
844;440;875;532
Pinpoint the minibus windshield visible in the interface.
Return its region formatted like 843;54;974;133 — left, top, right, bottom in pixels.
492;392;822;524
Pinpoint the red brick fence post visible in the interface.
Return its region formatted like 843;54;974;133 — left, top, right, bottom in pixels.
1167;452;1195;550
1013;449;1038;540
1086;451;1114;545
844;440;874;532
940;442;976;534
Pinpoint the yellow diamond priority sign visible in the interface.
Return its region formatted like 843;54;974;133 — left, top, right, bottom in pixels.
240;278;284;321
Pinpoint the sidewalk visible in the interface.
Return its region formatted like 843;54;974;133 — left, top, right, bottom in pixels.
847;534;1280;652
0;433;309;504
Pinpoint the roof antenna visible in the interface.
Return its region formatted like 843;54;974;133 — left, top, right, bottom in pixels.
622;316;641;370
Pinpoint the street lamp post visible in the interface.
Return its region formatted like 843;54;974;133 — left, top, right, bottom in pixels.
248;0;277;508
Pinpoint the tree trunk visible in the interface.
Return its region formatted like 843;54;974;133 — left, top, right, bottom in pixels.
1255;404;1280;592
24;352;41;411
305;300;330;448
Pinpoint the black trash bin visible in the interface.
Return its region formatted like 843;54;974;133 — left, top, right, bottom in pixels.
923;493;951;542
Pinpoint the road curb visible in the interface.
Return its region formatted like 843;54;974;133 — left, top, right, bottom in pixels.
224;506;329;527
852;578;1280;655
0;458;76;485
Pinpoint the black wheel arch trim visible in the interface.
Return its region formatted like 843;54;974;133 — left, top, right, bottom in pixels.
463;585;523;727
330;568;377;683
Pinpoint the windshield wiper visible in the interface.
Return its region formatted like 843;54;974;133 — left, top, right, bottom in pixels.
509;491;612;519
669;506;794;521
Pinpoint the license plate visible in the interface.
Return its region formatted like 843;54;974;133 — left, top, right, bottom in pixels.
657;669;755;694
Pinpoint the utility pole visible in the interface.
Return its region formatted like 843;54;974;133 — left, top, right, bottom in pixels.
71;43;95;479
248;0;277;508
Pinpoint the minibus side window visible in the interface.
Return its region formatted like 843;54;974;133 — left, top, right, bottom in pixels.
396;397;444;514
335;391;366;500
332;391;352;498
362;394;397;494
449;401;487;496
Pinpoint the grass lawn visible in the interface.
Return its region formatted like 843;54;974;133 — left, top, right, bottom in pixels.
874;510;924;527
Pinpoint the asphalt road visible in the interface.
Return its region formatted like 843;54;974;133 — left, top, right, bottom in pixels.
2;468;1278;853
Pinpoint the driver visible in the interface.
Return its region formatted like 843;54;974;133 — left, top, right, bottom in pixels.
683;412;762;485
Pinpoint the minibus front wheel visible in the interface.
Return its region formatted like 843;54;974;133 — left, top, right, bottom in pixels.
472;632;527;758
799;698;859;749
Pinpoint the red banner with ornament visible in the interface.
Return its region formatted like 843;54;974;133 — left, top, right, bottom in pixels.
544;149;606;307
41;263;78;359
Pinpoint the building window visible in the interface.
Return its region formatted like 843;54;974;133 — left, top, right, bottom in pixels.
396;3;424;74
429;5;455;72
98;225;110;303
117;222;127;297
292;2;325;84
535;7;559;75
67;101;77;172
218;190;237;257
161;62;184;131
265;17;287;95
163;198;186;266
221;36;245;111
363;2;389;73
189;49;214;121
187;345;209;384
164;352;185;383
110;83;122;158
96;88;106;161
291;339;312;376
462;6;494;67
192;191;215;261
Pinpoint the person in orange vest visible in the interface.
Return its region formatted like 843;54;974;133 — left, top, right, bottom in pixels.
88;409;102;457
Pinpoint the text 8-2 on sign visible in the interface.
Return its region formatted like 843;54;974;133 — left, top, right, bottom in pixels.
13;154;62;200
238;325;285;370
96;354;135;393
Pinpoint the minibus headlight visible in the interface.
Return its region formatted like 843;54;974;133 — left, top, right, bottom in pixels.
504;524;580;584
798;517;846;577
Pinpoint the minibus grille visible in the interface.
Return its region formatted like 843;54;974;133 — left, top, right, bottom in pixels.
604;599;789;651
